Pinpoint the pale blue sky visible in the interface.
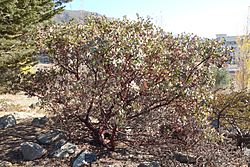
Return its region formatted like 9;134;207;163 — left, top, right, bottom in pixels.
65;0;250;38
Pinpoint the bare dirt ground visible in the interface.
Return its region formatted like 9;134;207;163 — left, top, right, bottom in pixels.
0;93;45;119
0;93;49;166
2;94;247;167
0;94;145;167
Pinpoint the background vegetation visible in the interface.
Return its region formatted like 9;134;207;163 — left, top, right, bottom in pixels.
0;0;72;92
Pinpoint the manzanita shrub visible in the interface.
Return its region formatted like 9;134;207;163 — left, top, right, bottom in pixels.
23;16;230;150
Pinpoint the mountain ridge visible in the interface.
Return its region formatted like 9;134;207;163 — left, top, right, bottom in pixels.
53;10;101;23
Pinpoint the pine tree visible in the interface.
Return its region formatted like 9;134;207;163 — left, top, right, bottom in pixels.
0;0;71;92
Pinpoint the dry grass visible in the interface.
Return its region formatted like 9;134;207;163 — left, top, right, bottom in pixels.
0;93;38;109
0;92;46;120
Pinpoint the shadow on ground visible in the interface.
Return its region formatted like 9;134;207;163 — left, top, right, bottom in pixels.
0;119;47;165
0;117;160;167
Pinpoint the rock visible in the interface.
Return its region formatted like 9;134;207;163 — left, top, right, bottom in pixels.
0;114;16;128
20;142;47;161
0;161;12;167
32;116;49;127
84;152;97;163
50;141;78;158
174;152;196;164
244;148;250;156
138;161;159;167
53;139;67;150
72;151;97;167
37;129;66;145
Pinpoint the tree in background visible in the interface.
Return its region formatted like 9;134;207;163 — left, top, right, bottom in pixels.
210;91;250;131
0;0;71;92
235;35;250;90
22;16;230;150
209;35;250;149
214;67;231;89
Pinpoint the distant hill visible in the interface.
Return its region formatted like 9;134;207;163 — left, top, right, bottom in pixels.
53;10;101;23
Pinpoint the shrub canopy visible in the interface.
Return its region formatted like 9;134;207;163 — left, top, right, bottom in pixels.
23;16;230;150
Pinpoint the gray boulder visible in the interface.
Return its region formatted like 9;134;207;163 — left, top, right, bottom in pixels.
72;151;97;167
53;139;67;150
174;152;196;164
0;114;16;128
138;161;159;167
37;129;66;145
20;142;47;161
32;116;49;127
50;141;78;158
